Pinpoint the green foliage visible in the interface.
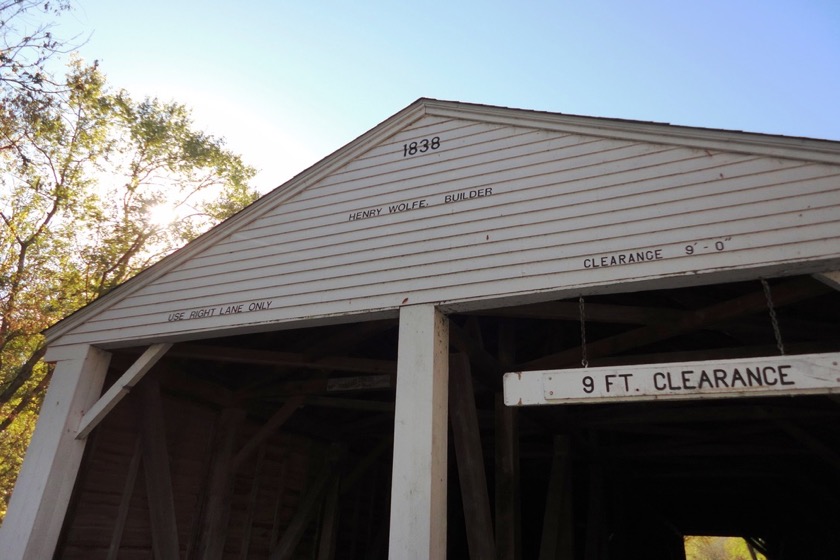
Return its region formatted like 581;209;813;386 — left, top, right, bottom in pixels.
0;12;260;519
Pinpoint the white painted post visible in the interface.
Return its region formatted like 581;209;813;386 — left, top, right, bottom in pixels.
388;305;449;560
0;345;111;560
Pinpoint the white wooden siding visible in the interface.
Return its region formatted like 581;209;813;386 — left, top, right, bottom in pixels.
54;114;840;347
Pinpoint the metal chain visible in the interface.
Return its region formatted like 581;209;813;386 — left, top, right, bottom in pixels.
760;278;785;356
579;296;589;368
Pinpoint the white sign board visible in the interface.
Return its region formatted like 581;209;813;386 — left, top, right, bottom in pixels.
504;352;840;406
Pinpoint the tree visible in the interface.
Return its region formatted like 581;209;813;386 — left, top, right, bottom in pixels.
0;55;260;520
1;0;73;148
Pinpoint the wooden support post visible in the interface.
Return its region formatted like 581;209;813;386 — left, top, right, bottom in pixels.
0;345;111;560
450;353;496;560
539;437;573;560
584;434;604;560
140;377;181;560
388;305;449;560
496;393;521;560
496;323;521;560
196;407;247;560
107;436;142;560
239;444;267;560
317;478;341;560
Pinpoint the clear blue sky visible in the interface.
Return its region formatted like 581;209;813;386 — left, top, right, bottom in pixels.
55;0;840;193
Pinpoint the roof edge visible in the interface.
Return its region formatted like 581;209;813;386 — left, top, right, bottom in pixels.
423;99;840;165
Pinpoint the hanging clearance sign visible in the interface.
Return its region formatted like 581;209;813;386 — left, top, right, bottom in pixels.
503;352;840;406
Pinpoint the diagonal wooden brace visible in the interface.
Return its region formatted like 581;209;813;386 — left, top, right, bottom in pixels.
75;343;172;439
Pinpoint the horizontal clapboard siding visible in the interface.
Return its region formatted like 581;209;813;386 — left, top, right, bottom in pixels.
55;114;840;347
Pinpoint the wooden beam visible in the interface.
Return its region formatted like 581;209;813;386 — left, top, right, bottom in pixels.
0;345;111;560
270;457;337;560
539;437;573;560
496;321;522;560
762;408;840;472
233;396;304;472
305;395;394;412
342;435;393;494
520;277;830;370
496;394;521;560
450;353;496;560
238;444;267;560
388;305;449;560
317;479;341;560
450;321;504;390
813;270;840;291
77;343;172;440
140;377;181;560
170;343;396;375
584;435;605;560
472;301;685;325
106;437;142;560
195;407;246;560
245;374;393;399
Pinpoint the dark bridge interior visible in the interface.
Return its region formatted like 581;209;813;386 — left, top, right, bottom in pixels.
56;274;840;559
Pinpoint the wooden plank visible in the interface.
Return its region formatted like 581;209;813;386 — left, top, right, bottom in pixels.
388;305;449;560
538;437;573;560
140;377;181;560
76;343;172;440
232;396;304;472
450;353;496;560
316;479;341;560
106;436;142;560
195;407;246;560
0;345;111;560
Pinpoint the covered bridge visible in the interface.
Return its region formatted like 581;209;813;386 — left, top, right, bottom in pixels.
2;99;840;559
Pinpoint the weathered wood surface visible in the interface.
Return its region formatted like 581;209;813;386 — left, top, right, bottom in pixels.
195;407;246;560
139;378;181;559
0;346;111;560
106;436;141;560
388;305;449;560
54;103;840;347
539;437;573;560
450;353;496;560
